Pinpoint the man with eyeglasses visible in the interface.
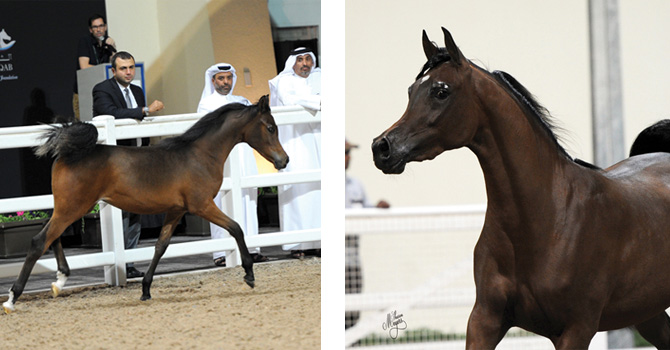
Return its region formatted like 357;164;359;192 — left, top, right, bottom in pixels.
73;14;117;120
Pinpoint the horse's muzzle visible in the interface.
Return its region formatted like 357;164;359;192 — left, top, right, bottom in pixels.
372;135;406;174
273;154;289;170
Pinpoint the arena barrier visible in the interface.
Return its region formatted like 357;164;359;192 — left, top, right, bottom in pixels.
344;206;611;350
0;106;321;286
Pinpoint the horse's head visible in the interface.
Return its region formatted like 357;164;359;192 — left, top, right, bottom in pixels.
242;95;289;170
372;27;482;174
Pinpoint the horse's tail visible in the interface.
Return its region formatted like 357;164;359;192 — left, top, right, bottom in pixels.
34;122;98;162
630;119;670;157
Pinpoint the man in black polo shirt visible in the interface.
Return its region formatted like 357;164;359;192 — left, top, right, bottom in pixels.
73;14;117;120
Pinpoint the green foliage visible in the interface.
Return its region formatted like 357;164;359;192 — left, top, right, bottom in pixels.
355;328;566;346
356;328;653;348
634;329;653;347
0;211;49;223
356;328;462;346
258;186;278;196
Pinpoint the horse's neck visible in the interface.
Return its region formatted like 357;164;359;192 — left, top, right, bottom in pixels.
469;88;575;235
196;126;241;169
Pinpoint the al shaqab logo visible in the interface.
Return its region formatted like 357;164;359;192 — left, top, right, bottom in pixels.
0;27;18;81
0;28;16;51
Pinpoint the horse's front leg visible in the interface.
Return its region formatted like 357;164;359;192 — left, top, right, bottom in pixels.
635;312;670;349
140;211;185;301
466;248;515;350
195;201;254;288
50;236;71;297
553;323;598;350
466;291;512;350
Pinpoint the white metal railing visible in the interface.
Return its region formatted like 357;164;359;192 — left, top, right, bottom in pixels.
344;206;609;350
0;105;321;286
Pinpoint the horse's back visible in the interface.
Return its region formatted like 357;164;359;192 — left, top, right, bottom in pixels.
605;152;670;185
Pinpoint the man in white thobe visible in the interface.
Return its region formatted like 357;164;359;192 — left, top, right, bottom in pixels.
198;63;267;266
268;47;321;258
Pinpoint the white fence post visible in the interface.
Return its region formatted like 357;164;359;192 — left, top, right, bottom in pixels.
93;115;127;286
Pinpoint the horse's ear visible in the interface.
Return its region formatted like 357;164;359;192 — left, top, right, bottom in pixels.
422;30;439;61
442;27;464;65
258;95;270;113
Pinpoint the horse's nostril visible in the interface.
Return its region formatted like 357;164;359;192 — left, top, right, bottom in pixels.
379;138;390;153
373;136;391;160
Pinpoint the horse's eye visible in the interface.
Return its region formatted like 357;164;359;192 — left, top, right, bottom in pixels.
431;85;450;100
267;125;275;134
435;89;449;99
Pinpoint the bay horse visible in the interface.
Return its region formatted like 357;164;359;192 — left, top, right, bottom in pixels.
372;28;670;349
3;95;288;313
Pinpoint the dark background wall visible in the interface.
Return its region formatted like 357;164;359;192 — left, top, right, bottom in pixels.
0;0;105;199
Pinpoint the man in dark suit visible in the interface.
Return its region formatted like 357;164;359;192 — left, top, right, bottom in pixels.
92;51;164;278
93;51;163;124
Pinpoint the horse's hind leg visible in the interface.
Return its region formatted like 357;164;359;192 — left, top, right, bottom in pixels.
2;218;65;313
635;312;670;348
2;213;81;313
194;201;255;288
3;221;51;313
50;237;70;297
140;211;185;301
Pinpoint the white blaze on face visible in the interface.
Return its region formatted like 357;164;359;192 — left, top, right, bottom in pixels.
419;74;431;86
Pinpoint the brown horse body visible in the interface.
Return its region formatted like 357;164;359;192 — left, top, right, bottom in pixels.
373;28;670;348
3;95;288;313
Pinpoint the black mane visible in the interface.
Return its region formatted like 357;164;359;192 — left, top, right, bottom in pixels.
157;102;249;150
490;70;572;160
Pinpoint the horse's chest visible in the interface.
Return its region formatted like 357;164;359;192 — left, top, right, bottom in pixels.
510;283;574;334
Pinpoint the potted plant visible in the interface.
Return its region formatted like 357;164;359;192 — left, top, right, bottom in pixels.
0;211;50;258
257;186;279;228
81;204;102;248
184;212;211;236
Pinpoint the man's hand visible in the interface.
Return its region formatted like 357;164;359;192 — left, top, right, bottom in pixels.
148;100;164;114
376;200;390;209
105;37;116;49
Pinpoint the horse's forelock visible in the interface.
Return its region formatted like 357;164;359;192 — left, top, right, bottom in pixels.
416;48;451;80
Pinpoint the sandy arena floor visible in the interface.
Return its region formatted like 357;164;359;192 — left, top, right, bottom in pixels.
0;259;320;349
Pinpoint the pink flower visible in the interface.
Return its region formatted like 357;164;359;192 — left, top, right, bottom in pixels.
16;211;25;216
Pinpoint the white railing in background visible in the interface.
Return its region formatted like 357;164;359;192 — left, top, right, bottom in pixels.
344;206;610;350
0;106;321;287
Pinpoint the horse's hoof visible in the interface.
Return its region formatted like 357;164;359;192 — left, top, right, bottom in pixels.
244;278;255;289
2;301;15;314
140;295;151;301
51;282;61;298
